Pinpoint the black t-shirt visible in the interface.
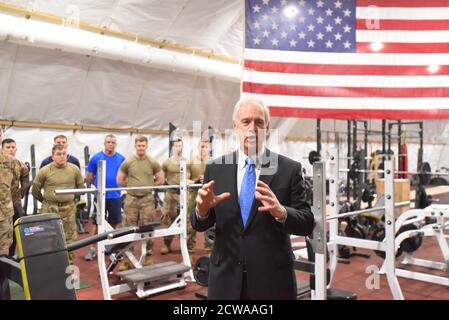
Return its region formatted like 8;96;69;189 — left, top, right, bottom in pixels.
39;154;81;169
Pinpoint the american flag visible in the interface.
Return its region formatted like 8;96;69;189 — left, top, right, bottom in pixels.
242;0;449;119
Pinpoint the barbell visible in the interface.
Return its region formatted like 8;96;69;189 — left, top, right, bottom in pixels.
55;183;203;195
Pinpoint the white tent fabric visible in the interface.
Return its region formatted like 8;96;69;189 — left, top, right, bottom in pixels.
0;0;448;175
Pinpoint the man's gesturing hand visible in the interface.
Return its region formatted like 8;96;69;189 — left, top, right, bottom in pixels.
196;180;231;217
255;180;287;220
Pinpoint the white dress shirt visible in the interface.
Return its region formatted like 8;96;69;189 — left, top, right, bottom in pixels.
196;147;264;220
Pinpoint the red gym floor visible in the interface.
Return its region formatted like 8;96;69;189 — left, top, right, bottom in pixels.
74;192;449;301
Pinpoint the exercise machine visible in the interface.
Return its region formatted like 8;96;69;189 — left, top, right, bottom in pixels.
0;213;158;300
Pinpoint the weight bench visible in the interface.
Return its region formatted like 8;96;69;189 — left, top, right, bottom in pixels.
294;259;356;300
117;261;191;298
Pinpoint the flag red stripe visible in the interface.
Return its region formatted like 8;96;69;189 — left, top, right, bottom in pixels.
357;42;449;53
357;0;449;7
244;60;449;76
243;82;449;98
357;19;449;30
269;106;449;119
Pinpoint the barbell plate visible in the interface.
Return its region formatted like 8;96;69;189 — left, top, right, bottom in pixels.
193;256;210;287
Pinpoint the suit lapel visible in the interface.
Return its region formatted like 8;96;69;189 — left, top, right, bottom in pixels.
226;151;244;230
244;149;276;231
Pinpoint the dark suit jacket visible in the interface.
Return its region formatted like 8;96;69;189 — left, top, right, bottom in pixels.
190;149;314;300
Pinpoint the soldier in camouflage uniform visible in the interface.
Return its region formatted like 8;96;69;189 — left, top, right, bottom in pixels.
2;138;31;255
0;150;21;257
160;137;192;254
117;135;164;268
31;144;84;262
187;139;212;253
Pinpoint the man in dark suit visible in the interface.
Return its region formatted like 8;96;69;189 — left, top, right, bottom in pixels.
191;98;314;300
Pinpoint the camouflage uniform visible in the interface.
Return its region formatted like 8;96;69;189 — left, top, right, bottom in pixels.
123;194;155;250
0;153;20;256
186;192;197;250
11;160;30;210
40;201;77;245
161;191;179;249
161;158;191;250
31;162;84;261
187;155;212;251
9;159;30;255
119;155;161;254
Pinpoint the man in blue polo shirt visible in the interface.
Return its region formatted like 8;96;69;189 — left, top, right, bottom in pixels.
84;134;125;261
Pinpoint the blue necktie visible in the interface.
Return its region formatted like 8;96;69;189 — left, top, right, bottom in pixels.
240;157;256;227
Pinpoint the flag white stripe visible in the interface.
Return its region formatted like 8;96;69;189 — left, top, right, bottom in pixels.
241;93;449;110
243;71;449;88
357;30;449;43
244;48;449;66
356;7;449;20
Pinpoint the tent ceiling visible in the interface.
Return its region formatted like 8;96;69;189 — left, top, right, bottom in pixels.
2;0;244;59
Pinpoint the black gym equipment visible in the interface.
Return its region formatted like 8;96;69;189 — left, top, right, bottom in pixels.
169;122;177;157
192;235;357;300
294;236;357;300
308;150;321;165
83;145;92;217
22;162;31;215
0;213;159;300
303;168;313;206
75;200;88;235
337;203;372;261
387;121;424;178
204;226;215;247
74;145;90;235
193;256;209;287
370;222;423;259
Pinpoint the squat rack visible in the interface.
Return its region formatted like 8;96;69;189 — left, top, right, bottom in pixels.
312;155;404;299
56;160;198;300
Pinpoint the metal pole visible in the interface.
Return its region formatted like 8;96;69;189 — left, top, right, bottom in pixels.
364;121;368;183
169;123;177;157
347;120;351;202
97;160;111;300
355;148;365;210
352;120;357;201
31;144;37;214
398;120;402;175
97;161;106;230
384;159;404;300
327;201;410;221
328;150;339;285
179;160;194;280
317;119;322;156
312;161;327;300
388;123;392;161
382;120;386;178
418;122;423;173
84;146;92;214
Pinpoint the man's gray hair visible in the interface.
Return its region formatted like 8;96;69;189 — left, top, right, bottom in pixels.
232;98;271;124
